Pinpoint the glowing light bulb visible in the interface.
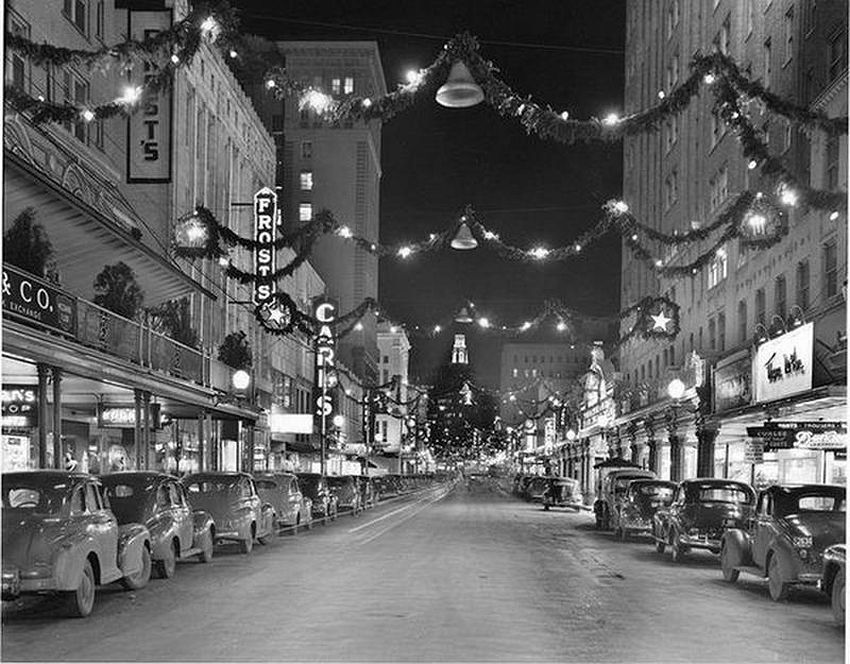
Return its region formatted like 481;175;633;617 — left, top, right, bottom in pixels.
354;322;364;331
81;109;95;122
655;259;664;267
390;326;398;333
200;16;219;40
829;210;840;221
602;112;620;126
574;244;582;253
118;85;142;105
300;89;333;114
657;90;666;99
397;246;413;258
433;325;442;333
405;70;422;85
631;234;639;241
560;111;569;120
703;73;716;85
265;79;276;89
229;49;238;59
779;187;798;207
613;200;629;214
521;321;531;331
218;256;229;267
171;54;180;65
530;247;549;260
556;321;567;332
362;98;373;108
748;159;758;170
477;317;490;328
337;226;353;238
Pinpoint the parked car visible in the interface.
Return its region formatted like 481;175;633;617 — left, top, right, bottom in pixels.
254;473;313;531
541;477;583;511
652;478;756;562
357;476;377;509
101;472;215;578
181;472;274;554
327;476;363;514
720;484;845;601
594;468;656;530
615;479;677;541
2;471;152;617
296;473;339;522
372;475;401;500
526;476;551;503
820;544;845;626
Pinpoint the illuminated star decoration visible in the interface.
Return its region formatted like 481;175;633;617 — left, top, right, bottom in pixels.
256;299;296;334
650;310;672;332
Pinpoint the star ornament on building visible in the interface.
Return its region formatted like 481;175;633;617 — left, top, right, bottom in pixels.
650;310;672;332
255;298;297;335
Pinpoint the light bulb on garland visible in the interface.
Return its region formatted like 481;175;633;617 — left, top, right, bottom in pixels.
602;113;620;126
703;73;716;84
477;317;490;328
779;186;798;207
199;16;220;41
118;85;142;105
398;246;413;258
530;247;549;260
337;226;353;238
300;89;334;114
80;109;95;122
265;79;276;89
556;321;567;332
613;200;629;214
829;211;840;221
748;159;759;170
354;322;364;331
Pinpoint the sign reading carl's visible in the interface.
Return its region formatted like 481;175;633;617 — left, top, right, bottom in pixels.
313;299;337;434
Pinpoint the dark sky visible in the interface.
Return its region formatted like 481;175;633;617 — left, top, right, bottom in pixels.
237;1;626;387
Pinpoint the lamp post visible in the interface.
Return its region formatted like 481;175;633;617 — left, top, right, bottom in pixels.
666;379;686;481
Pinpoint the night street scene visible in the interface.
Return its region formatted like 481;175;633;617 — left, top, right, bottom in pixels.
0;0;847;662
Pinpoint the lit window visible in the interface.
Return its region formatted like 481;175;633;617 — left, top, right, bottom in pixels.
512;368;518;378
344;76;354;94
331;78;341;95
299;171;313;191
299;203;313;222
708;246;728;288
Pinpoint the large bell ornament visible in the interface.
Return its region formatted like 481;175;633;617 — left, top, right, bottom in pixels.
455;306;474;324
435;61;484;108
450;221;478;250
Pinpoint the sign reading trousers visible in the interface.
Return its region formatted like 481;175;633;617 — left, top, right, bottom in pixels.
126;10;173;182
748;421;848;452
313;299;337;438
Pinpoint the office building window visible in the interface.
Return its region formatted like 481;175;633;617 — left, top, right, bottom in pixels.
299;171;313;191
300;141;312;159
709;165;728;211
331;78;341;94
718;312;726;351
666;0;679;38
664;170;678;209
299;203;313;222
774;274;787;318
344;76;354;94
763;38;772;88
824;240;838;297
796;260;810;310
784;7;794;64
738;299;748;343
756;288;766;326
709;318;717;351
826;136;840;189
9;13;30;92
63;0;88;36
828;29;848;82
708;246;728;288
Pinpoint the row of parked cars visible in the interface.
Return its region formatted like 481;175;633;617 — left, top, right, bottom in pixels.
512;474;585;510
1;469;440;618
590;465;846;625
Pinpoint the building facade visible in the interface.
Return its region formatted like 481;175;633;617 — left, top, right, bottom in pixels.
374;322;411;466
609;0;847;486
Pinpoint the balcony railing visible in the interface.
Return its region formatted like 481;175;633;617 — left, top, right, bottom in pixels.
3;264;232;393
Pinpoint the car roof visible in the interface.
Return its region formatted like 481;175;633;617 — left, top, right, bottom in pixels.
182;472;249;481
765;484;845;494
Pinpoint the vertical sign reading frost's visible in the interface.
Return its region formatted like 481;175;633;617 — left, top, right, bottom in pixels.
253;187;279;307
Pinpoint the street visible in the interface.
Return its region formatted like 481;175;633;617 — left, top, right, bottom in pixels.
2;478;843;662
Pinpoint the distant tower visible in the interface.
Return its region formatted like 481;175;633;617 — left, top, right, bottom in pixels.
452;334;468;364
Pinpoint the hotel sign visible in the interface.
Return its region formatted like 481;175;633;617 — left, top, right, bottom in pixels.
752;323;813;403
2;265;77;337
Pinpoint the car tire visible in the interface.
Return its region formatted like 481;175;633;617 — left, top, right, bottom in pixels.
543;503;550;511
655;531;666;554
670;531;686;563
121;545;152;590
198;530;214;563
239;530;254;555
64;559;96;618
720;544;739;583
767;553;788;601
155;541;177;579
832;569;845;626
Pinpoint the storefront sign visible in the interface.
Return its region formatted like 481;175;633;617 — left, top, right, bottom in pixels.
98;403;162;429
743;441;764;464
126;11;172;182
752;323;813;403
713;350;751;412
747;421;847;452
269;413;314;434
313;299;337;435
1;385;38;429
2;265;77;336
253;187;279;307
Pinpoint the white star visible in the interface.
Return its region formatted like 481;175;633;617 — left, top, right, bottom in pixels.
650;310;672;331
266;304;287;326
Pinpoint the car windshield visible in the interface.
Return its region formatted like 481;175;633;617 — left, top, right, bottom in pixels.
695;486;753;504
633;484;675;500
102;482;150;523
1;481;67;515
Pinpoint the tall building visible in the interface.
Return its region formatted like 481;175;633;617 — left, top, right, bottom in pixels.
248;41;387;383
375;321;411;461
614;1;847;484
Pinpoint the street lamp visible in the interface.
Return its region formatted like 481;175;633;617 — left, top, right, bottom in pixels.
667;378;686;401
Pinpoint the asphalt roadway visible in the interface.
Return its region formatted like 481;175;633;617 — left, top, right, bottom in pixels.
2;477;845;662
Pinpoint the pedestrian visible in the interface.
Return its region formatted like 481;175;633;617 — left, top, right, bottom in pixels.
64;452;79;472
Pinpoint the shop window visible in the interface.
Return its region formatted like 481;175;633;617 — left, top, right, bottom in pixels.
708;246;728;288
824;240;838;297
331;78;341;94
344;76;354;94
796;260;810;310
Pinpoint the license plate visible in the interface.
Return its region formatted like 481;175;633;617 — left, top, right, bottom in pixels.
2;571;21;598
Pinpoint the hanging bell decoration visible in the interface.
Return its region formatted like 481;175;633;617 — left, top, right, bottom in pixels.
450;221;478;250
435;61;484;108
455;306;474;324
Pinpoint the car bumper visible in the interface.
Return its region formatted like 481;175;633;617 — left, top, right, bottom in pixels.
214;530;244;542
622;523;652;534
3;568;59;599
797;572;822;585
680;534;722;553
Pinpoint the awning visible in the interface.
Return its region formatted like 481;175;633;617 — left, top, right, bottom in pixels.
4;150;215;306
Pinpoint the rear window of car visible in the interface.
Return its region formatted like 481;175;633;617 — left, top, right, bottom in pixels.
697;487;752;504
185;479;237;493
638;485;674;499
796;495;845;512
255;480;278;490
2;483;65;514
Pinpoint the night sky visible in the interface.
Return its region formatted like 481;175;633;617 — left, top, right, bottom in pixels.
237;1;626;387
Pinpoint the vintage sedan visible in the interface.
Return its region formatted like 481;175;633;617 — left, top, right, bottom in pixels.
254;472;313;531
2;471;152;617
101;472;215;577
820;544;845;626
653;479;755;562
296;473;339;522
615;479;677;541
541;477;583;511
525;476;551;503
327;475;362;514
720;484;845;601
594;468;657;530
181;472;275;554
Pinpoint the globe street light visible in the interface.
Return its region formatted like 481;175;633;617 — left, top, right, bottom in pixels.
667;378;686;400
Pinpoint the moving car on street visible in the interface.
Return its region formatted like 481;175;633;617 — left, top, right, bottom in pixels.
254;472;313;531
594;468;656;530
327;475;363;514
615;479;677;541
820;544;845;626
541;477;583;511
720;484;845;602
101;472;215;578
296;473;339;522
181;472;275;554
2;471;152;617
653;478;755;562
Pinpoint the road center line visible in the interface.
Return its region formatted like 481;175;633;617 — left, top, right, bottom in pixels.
348;488;449;533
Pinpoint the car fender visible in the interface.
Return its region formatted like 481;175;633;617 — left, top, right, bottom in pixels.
259;503;275;535
192;509;215;545
768;539;802;582
117;523;150;577
721;529;752;566
52;544;96;591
